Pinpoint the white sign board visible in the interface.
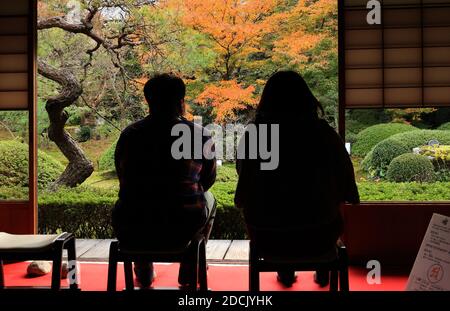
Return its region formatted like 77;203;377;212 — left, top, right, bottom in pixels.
406;213;450;291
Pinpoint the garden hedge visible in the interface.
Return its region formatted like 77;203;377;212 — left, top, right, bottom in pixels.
39;187;116;239
37;185;246;239
1;178;446;238
352;123;416;157
363;130;450;178
0;140;63;189
386;153;435;183
357;181;450;201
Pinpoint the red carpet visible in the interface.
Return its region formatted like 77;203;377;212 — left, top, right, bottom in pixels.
3;262;408;291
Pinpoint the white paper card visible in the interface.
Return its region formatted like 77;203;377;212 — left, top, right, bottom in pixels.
406;213;450;291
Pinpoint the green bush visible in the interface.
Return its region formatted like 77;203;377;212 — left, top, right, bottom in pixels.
417;145;450;160
386;153;435;182
417;145;450;170
360;149;373;172
434;169;450;182
352;123;416;157
388;129;450;149
66;106;89;126
364;139;409;177
438;122;450;131
98;140;117;171
38;187;117;239
0;140;64;189
363;130;450;177
76;126;92;142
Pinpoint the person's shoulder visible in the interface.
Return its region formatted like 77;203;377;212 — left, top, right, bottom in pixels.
120;116;151;138
179;118;213;137
316;119;343;142
317;119;337;133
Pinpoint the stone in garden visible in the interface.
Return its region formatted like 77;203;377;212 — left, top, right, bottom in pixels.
428;139;440;146
26;261;51;277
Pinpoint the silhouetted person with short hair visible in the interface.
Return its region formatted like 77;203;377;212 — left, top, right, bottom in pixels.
113;73;216;288
235;71;359;287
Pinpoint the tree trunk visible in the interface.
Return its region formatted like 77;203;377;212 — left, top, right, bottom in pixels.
38;60;94;190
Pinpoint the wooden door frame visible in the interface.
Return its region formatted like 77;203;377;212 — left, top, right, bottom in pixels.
0;0;37;234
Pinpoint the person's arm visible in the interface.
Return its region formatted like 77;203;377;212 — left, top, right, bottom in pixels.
234;129;255;209
200;136;216;191
336;134;360;204
341;145;360;204
114;130;129;188
329;128;360;204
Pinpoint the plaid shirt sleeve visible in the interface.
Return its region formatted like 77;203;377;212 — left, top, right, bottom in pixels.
181;134;216;210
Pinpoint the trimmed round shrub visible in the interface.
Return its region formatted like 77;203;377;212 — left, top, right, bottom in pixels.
438;122;450;131
388;129;450;149
361;149;373;172
0;140;64;189
363;130;450;177
366;139;409;177
98;140;117;171
386;153;435;182
352;123;416;157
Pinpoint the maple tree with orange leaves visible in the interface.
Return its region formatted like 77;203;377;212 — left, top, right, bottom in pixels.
273;0;337;67
164;0;281;122
170;0;279;80
196;80;257;123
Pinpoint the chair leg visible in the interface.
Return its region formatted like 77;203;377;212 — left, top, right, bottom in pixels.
198;240;208;292
191;243;199;291
0;260;4;289
329;270;338;292
339;267;349;292
249;265;260;292
107;241;119;292
249;241;260;292
66;237;78;290
51;250;63;290
124;261;134;290
338;246;350;292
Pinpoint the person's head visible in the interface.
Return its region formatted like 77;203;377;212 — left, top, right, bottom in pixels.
256;71;324;123
144;73;186;120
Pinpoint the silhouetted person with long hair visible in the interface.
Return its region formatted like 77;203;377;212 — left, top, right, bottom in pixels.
113;74;216;288
235;71;359;287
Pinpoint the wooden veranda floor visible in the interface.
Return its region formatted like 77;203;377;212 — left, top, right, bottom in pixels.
71;240;249;263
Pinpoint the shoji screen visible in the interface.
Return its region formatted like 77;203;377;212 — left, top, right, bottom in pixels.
0;0;31;110
341;0;450;108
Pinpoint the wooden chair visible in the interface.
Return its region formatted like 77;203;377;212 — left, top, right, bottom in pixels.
248;227;349;292
107;233;208;291
0;232;78;290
